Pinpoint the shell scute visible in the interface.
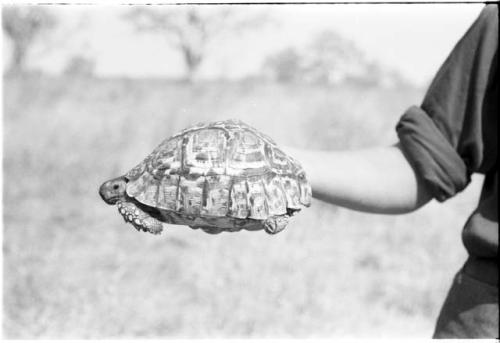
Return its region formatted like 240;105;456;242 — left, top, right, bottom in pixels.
264;176;287;215
298;172;312;207
125;160;147;181
280;176;301;210
148;137;183;178
267;145;293;175
131;173;160;208
178;176;205;215
247;176;269;220
202;175;231;216
226;130;269;176
157;174;180;210
229;179;249;218
184;129;227;176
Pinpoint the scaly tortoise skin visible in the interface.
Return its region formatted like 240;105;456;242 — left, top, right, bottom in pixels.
99;119;311;235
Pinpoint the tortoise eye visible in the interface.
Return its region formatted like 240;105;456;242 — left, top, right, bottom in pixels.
113;184;120;190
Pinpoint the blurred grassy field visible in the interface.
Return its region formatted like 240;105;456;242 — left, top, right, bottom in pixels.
3;74;482;338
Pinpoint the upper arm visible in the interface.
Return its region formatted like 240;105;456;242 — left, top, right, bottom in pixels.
396;5;498;202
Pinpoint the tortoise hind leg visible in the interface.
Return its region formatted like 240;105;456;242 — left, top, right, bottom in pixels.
264;215;289;235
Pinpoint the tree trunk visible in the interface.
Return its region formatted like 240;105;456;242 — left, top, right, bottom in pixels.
181;45;203;83
9;41;27;74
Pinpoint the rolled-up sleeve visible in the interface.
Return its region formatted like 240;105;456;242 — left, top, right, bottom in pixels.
397;106;470;202
396;5;498;202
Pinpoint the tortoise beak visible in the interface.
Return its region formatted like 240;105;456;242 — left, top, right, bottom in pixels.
99;182;112;204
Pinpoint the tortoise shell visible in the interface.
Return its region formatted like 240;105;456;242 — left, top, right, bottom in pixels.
123;119;311;233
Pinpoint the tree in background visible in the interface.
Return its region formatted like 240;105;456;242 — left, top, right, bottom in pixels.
262;47;305;83
2;6;57;74
263;30;411;88
125;7;266;82
63;55;96;78
304;30;367;85
262;31;368;85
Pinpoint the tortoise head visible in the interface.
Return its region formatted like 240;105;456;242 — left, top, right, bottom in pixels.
99;176;128;205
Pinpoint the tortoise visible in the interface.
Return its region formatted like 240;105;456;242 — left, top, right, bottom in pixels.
99;119;311;235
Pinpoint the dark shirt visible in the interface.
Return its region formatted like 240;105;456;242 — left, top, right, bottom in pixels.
396;5;498;283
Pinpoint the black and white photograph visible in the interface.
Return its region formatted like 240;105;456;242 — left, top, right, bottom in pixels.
2;1;498;339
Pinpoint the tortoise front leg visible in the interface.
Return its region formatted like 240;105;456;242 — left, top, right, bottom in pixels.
117;201;163;235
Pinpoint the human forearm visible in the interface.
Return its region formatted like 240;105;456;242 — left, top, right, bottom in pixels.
285;143;432;214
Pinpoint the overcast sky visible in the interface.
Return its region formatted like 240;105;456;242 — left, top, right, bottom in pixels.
3;4;484;86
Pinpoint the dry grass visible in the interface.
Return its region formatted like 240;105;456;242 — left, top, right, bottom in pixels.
3;74;482;338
